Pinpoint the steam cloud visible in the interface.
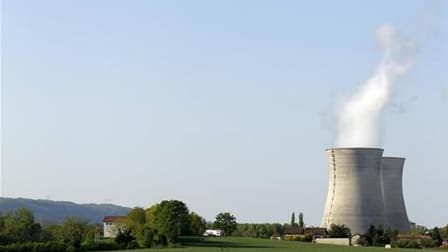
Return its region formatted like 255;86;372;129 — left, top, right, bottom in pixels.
336;24;415;147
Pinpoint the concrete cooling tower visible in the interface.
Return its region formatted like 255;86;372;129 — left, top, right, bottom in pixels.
380;157;410;233
321;148;385;234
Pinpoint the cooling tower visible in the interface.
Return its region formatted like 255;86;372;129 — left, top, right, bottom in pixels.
380;157;410;233
321;148;385;234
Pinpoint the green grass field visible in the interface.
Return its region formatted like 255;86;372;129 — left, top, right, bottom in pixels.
101;237;435;252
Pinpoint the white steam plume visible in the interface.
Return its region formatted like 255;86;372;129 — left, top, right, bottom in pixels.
336;24;415;147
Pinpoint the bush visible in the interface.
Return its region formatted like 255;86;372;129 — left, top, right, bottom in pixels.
81;240;120;251
392;239;436;249
287;235;313;242
0;241;66;252
137;226;154;248
126;240;139;249
392;240;421;249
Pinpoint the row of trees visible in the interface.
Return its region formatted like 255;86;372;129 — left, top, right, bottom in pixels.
0;200;236;251
233;223;284;238
0;208;102;252
290;212;304;228
355;224;447;249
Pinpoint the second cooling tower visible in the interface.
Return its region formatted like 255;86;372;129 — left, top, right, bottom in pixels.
321;148;385;234
380;157;410;233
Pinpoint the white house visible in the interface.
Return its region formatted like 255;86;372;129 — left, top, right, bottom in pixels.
103;216;127;238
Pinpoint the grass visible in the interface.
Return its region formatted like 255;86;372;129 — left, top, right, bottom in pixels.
98;236;436;252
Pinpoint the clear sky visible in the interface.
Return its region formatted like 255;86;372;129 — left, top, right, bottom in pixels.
1;1;447;227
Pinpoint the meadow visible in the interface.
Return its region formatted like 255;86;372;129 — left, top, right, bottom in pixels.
103;236;435;252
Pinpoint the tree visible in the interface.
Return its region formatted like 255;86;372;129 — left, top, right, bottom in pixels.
152;200;190;243
290;212;296;226
440;224;448;240
298;212;304;228
189;212;206;236
328;224;351;238
60;217;90;251
137;224;154;248
359;225;398;247
115;228;135;249
214;212;237;236
126;207;146;235
431;227;443;247
0;208;42;243
145;204;159;228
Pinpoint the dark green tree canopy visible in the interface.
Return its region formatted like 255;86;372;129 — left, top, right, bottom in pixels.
189;212;206;236
152;200;190;243
327;224;351;238
214;212;237;236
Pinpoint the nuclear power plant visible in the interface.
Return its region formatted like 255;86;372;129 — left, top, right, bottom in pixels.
321;148;410;235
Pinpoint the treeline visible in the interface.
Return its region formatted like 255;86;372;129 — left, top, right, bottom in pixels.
233;223;284;238
0;199;209;252
0;208;99;252
356;224;448;249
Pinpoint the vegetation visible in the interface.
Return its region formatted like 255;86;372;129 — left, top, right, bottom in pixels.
327;224;351;238
188;212;206;236
152;200;190;243
0;199;208;251
298;212;304;228
233;223;284;238
1;205;445;252
290;212;295;226
356;225;397;247
213;212;237;236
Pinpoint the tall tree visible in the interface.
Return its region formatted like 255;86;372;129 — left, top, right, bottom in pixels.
298;212;304;228
290;212;296;226
432;227;443;247
152;200;190;243
214;212;237;236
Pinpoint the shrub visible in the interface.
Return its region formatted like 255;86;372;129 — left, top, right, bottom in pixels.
0;241;66;252
81;240;119;251
126;240;139;249
392;239;421;249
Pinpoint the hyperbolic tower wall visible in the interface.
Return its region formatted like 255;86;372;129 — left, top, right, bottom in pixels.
321;148;385;234
380;157;410;233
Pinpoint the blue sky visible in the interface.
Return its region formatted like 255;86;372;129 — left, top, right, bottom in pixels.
1;1;447;227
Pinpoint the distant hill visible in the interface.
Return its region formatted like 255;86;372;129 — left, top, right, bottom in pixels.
0;197;131;224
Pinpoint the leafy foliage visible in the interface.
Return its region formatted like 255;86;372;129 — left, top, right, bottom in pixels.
214;212;237;236
189;212;206;236
0;208;42;243
152;200;190;243
233;223;284;238
327;224;351;238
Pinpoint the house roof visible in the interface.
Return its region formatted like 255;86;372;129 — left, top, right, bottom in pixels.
305;227;327;235
103;216;127;223
397;234;431;240
284;226;304;235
